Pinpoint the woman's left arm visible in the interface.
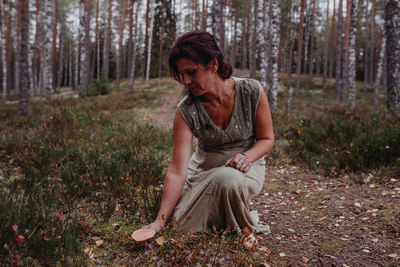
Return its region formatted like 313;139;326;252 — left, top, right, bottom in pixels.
225;85;274;172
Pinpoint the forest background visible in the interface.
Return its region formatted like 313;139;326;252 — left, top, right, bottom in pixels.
0;0;399;266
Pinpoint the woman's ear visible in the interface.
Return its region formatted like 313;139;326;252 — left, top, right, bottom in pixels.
207;58;219;73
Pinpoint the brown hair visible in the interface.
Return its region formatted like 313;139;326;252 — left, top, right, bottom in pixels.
169;30;232;83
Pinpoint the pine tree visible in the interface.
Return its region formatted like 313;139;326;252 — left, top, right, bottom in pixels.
116;0;127;87
79;0;91;97
43;0;53;100
295;0;306;95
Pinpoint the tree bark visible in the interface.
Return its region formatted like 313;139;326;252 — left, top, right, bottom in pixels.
43;0;53;100
95;0;100;80
269;0;281;113
79;0;91;97
308;0;316;83
323;0;330;89
116;0;127;87
249;0;257;78
369;0;376;85
103;0;112;78
385;0;400;115
329;0;336;78
18;0;30;116
295;0;306;95
129;0;140;90
335;0;343;100
0;0;7;101
145;0;155;83
212;0;224;52
15;0;21;96
345;0;358;110
374;24;386;104
127;0;134;79
158;0;165;79
51;0;58;91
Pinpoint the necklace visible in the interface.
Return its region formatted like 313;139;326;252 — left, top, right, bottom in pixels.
210;80;226;123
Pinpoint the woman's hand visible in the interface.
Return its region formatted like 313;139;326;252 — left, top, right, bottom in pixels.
142;219;164;234
225;153;252;173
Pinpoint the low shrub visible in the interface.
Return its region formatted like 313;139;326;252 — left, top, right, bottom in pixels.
286;109;400;177
87;76;113;96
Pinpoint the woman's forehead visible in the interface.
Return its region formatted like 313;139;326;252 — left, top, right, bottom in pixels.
177;58;200;71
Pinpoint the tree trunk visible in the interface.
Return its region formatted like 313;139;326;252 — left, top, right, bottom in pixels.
18;0;30;116
202;0;208;30
385;0;400;115
345;0;358;109
240;13;249;69
144;0;150;78
145;0;155;83
15;0;21;97
116;0;127;87
329;0;336;78
79;0;91;97
341;0;351;103
212;0;224;52
259;0;268;91
103;0;112;78
129;1;140;90
335;0;343;100
369;0;376;85
43;0;53;100
158;0;165;79
229;0;238;68
0;0;7;101
323;0;330;89
269;0;281;113
374;25;386;104
295;0;306;95
51;0;58;91
127;0;134;79
57;26;64;89
249;0;257;78
308;0;316;83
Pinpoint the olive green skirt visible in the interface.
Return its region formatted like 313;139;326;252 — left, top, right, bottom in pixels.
172;147;270;234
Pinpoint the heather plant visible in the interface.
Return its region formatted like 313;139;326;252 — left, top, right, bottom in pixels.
286;108;400;177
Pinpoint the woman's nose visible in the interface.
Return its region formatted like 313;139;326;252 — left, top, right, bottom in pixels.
182;74;191;86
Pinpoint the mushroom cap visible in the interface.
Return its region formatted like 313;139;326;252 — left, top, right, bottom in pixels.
131;228;156;242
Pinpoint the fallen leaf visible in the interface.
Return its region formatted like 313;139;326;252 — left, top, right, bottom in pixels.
14;235;25;246
301;256;309;263
279;252;286;257
388;253;398;258
243;233;258;251
241;227;250;235
155;236;165;245
95;240;104;247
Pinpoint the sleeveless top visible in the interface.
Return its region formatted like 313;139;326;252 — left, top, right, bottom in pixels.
177;77;261;154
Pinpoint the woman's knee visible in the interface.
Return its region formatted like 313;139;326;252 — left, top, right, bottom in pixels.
212;167;245;192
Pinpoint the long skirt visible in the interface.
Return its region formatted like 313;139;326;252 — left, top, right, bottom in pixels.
172;147;270;234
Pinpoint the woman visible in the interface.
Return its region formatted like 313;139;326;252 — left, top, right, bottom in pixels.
143;30;274;234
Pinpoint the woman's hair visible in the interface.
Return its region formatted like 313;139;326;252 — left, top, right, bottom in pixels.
169;30;232;83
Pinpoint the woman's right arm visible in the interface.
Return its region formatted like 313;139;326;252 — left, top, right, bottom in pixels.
142;109;193;233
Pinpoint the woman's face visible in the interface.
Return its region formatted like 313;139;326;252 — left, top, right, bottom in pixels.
176;58;216;97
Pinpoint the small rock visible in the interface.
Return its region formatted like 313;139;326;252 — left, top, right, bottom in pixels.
369;184;375;188
362;249;370;253
354;202;362;208
279;252;286;257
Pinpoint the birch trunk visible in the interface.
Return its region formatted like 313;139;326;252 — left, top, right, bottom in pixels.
95;0;99;79
212;0;224;52
346;0;358;110
158;0;165;79
369;0;376;85
249;0;257;78
129;1;140;90
43;0;53;100
51;0;58;91
385;0;400;115
145;1;155;83
259;0;268;91
335;0;343;100
79;0;91;97
269;0;281;113
103;0;112;78
19;0;30;116
295;0;306;95
57;28;64;89
32;0;40;96
116;0;127;87
374;23;386;104
323;0;330;89
127;0;134;79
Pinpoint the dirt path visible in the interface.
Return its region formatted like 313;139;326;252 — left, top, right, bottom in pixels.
145;83;400;266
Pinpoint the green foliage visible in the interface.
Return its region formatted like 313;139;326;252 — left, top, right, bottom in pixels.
286;108;400;177
87;76;113;96
0;88;172;264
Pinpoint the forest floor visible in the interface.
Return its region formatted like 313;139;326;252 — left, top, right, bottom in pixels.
134;78;400;267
